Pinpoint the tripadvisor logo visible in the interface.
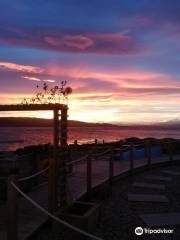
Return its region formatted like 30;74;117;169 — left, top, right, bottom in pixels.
135;227;143;235
135;227;174;235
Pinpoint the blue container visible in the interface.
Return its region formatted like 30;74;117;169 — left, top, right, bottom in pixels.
121;146;162;161
134;148;145;159
151;146;161;158
122;151;130;161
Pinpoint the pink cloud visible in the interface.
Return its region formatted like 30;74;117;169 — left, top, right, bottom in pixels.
0;61;43;73
22;75;55;83
44;79;55;83
42;31;139;55
23;76;41;81
45;63;167;85
1;62;180;123
44;34;94;50
1;60;180;114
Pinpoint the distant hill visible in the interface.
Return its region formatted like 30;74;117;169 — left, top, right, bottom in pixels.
0;117;180;129
158;119;180;126
0;117;117;128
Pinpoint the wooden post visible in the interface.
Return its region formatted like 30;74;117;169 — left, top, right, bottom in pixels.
146;140;151;168
59;106;68;207
49;108;59;213
130;143;134;175
109;148;114;187
73;139;78;161
168;140;173;162
7;174;18;240
67;146;73;173
33;153;39;186
48;157;56;213
60;107;68;147
86;154;92;197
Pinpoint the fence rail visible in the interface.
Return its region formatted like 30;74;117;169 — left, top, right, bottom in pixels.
5;138;177;240
18;166;50;182
10;181;104;240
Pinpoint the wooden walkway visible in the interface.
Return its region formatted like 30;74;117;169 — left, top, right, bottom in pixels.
3;153;180;239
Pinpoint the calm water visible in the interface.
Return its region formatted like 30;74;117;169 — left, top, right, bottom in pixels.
0;126;180;151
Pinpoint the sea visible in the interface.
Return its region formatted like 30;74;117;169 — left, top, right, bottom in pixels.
0;126;180;151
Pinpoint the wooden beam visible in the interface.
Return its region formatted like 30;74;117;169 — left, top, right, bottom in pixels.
0;104;67;112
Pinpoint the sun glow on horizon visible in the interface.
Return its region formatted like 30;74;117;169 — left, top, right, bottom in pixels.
0;91;180;124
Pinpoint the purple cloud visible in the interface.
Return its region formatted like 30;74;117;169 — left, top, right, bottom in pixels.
0;27;140;55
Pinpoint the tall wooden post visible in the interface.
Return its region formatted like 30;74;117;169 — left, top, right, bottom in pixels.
49;109;59;213
48;157;52;213
7;174;18;240
86;154;92;197
60;107;68;147
130;143;134;175
109;148;114;187
67;146;73;173
59;106;68;207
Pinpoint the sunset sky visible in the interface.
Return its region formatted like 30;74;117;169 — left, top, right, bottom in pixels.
1;0;180;123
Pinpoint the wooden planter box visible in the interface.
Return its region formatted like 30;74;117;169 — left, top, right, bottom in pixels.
53;201;100;239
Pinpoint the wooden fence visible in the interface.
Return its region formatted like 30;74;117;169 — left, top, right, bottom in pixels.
5;138;176;239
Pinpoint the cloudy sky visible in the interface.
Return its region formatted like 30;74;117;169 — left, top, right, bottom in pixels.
1;0;180;123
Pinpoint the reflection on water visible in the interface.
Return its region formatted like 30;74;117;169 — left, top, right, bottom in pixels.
0;126;180;151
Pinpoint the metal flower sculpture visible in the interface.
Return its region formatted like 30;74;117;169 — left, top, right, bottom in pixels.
21;81;72;105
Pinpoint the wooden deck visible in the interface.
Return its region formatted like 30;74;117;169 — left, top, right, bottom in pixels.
2;153;180;239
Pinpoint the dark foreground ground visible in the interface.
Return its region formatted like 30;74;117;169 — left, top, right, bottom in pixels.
32;164;180;240
95;165;180;240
